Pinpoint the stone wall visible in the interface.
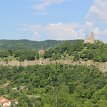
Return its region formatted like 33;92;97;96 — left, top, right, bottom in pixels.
0;59;106;72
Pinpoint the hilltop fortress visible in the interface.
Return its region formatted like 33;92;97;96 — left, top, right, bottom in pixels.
84;32;95;44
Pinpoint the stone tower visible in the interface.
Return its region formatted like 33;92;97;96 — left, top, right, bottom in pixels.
84;32;95;44
38;48;45;57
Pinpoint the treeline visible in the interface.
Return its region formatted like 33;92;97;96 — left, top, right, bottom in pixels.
0;49;39;61
44;40;107;62
0;39;62;50
0;64;107;106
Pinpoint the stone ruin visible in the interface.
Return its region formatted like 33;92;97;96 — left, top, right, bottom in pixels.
84;32;95;44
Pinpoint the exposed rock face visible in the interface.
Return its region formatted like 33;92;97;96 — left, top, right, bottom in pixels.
84;32;95;44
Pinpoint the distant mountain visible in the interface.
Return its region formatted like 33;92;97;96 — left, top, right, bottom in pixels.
0;39;83;50
0;39;61;50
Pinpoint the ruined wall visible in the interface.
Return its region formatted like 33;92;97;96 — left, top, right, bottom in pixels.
0;59;106;72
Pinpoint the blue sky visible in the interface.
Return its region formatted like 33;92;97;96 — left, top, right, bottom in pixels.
0;0;107;42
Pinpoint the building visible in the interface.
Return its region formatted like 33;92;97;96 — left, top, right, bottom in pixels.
0;97;18;107
0;97;11;107
84;32;95;44
38;48;45;57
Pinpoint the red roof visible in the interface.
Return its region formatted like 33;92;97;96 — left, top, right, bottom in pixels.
0;97;11;107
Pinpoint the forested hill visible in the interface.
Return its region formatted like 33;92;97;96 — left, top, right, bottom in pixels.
44;40;107;62
0;39;85;50
0;39;79;50
0;39;62;50
0;39;107;62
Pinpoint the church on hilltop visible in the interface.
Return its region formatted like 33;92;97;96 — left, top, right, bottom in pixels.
84;32;95;44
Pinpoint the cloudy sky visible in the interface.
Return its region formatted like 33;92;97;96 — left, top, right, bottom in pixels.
0;0;107;42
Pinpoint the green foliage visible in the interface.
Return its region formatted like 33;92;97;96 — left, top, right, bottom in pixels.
0;50;10;58
0;39;107;106
0;64;107;106
14;49;38;61
0;40;62;50
0;40;106;62
44;40;107;62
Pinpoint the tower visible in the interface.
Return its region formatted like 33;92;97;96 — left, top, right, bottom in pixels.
38;47;45;58
84;32;95;44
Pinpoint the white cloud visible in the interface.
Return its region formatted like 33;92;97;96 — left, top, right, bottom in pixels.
21;23;84;40
20;22;107;41
87;0;107;23
82;21;107;41
85;21;94;27
92;27;107;42
33;0;66;11
93;27;107;36
86;0;107;41
20;0;107;41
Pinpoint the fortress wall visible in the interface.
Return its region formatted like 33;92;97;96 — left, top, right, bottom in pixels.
0;59;106;72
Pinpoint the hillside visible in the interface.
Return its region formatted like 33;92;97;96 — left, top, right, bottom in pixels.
44;40;107;62
0;39;84;50
0;64;107;107
0;39;107;106
0;39;107;62
0;39;62;50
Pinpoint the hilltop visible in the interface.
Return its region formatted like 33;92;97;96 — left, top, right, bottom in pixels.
44;40;107;62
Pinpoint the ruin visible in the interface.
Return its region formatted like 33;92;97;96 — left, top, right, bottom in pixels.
38;48;45;57
84;32;95;44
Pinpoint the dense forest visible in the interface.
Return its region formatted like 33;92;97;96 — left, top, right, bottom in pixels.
44;40;107;62
0;39;59;61
0;64;107;107
0;39;107;62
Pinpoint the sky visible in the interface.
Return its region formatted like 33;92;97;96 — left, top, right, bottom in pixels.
0;0;107;42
